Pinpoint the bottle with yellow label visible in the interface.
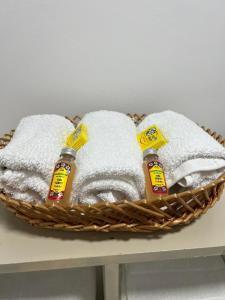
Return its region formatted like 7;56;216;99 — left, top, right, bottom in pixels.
143;148;168;201
46;147;76;207
46;123;88;207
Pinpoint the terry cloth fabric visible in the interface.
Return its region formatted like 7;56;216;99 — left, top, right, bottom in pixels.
0;115;74;201
137;111;225;189
74;110;145;204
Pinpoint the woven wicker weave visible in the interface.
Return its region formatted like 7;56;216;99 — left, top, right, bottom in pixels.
0;114;224;233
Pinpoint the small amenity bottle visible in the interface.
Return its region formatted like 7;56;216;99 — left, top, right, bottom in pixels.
46;147;76;207
143;148;168;201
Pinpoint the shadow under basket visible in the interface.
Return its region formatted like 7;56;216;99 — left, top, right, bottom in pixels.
0;114;225;233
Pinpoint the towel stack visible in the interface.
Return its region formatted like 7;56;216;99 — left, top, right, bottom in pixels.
0;110;224;204
137;111;225;189
74;111;145;204
0;111;145;203
0;115;74;201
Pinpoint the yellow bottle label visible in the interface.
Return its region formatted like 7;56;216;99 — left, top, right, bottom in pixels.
147;161;168;194
66;123;88;151
137;125;167;151
48;162;71;201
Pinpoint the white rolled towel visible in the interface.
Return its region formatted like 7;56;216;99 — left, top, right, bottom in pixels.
0;115;74;201
137;111;225;189
74;111;145;204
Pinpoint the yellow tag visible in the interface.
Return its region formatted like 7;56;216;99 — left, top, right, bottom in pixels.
66;123;88;151
137;125;167;151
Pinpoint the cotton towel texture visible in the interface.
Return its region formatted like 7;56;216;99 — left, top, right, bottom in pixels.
74;111;145;204
0;110;224;204
137;111;225;189
0;115;74;201
0;111;145;204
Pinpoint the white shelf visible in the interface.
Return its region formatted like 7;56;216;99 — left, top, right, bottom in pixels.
0;191;225;274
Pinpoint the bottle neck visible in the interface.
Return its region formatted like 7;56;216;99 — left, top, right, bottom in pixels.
60;153;75;162
144;153;159;161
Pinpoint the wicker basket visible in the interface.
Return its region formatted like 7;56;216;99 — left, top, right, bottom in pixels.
0;114;225;233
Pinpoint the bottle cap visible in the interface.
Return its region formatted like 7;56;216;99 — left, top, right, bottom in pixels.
60;147;77;158
143;148;158;158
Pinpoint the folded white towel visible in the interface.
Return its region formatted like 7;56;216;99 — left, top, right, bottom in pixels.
74;111;145;204
137;111;225;189
0;115;74;201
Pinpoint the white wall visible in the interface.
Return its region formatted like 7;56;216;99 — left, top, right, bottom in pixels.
0;0;224;136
